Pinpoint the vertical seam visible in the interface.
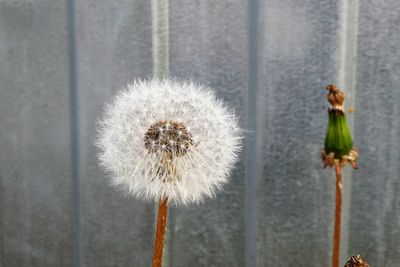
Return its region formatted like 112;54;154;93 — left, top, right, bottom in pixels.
337;0;359;263
152;0;169;78
67;0;81;266
151;0;170;266
245;0;259;266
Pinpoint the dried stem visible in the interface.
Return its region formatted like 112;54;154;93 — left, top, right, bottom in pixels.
332;163;343;267
152;197;169;267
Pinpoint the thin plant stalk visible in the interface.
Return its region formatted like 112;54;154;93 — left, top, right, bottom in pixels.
322;85;358;267
332;163;343;267
152;152;174;267
152;197;169;267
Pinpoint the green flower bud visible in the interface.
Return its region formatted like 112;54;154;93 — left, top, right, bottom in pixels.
321;84;359;169
324;109;353;159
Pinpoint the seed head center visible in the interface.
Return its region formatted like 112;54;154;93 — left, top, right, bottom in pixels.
144;120;193;157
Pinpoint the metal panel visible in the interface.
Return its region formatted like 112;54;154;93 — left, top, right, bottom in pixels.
255;0;342;266
74;1;154;266
0;1;73;266
167;1;249;266
1;1;400;266
349;0;400;265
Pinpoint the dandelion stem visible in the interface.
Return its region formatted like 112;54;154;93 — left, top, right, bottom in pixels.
152;197;169;267
332;163;343;267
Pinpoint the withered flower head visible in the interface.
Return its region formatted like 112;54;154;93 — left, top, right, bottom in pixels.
344;255;369;267
326;84;345;110
321;84;359;169
96;79;242;205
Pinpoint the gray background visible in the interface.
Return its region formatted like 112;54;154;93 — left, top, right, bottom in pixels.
0;0;399;266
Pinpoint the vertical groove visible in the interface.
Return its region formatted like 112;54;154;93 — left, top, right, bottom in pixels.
245;0;259;266
337;0;359;264
151;0;169;266
67;0;81;266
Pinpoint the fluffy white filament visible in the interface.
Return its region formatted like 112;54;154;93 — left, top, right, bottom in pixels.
96;79;242;205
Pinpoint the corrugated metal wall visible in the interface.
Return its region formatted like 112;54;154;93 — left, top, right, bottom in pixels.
1;0;399;266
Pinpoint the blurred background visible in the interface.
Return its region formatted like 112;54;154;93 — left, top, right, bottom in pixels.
1;0;399;266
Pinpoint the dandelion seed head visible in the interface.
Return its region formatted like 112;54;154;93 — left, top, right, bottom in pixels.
96;78;242;205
